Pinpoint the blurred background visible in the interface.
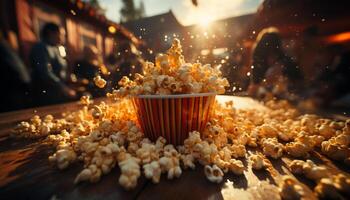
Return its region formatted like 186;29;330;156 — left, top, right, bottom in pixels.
0;0;350;114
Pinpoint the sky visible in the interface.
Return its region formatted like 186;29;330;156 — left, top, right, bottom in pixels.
99;0;263;26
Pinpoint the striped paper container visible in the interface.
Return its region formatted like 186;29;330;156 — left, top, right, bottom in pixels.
132;93;216;145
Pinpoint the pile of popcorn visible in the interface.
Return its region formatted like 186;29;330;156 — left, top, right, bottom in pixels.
12;39;350;199
13;96;350;197
108;38;229;97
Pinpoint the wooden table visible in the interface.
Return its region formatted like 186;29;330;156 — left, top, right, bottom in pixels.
0;96;349;200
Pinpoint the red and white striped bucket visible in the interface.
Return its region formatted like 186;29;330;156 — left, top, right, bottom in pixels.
132;93;216;145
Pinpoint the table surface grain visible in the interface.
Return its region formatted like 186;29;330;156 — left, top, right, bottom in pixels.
0;96;349;200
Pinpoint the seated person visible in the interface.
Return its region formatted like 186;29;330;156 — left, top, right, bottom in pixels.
30;22;76;106
248;27;302;99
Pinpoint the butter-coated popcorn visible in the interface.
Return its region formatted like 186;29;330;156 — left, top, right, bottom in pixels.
285;141;312;158
229;144;246;158
250;154;266;170
314;178;343;199
321;137;350;161
228;159;245;175
332;173;350;194
93;75;107;88
80;95;91;105
302;160;329;181
114;39;229;97
261;138;284;159
279;176;305;200
288;160;305;175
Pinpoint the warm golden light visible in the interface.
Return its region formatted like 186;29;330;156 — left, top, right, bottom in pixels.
108;25;117;34
327;31;350;43
198;15;214;28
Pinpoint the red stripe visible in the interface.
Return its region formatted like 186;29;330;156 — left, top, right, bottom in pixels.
181;98;187;145
170;98;176;145
147;99;155;140
164;99;170;142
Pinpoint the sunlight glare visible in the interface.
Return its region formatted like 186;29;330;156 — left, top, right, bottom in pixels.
198;15;214;28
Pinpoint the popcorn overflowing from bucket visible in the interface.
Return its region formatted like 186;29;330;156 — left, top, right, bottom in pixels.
109;38;229;98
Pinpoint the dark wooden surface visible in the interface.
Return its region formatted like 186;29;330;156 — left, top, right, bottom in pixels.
0;96;349;200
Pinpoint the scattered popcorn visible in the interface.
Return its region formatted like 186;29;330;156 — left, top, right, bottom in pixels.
261;138;284;159
314;178;343;199
228;159;245;175
159;147;182;180
332;173;350;194
302;160;329;181
93;75;107;88
279;176;305;200
49;148;77;170
143;161;161;183
118;155;141;190
288;160;305;175
289;159;329;181
80;95;91;105
250;154;266;170
204;164;224;183
181;154;196;170
285;133;318;158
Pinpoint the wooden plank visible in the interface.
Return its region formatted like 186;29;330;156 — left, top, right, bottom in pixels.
0;138;148;200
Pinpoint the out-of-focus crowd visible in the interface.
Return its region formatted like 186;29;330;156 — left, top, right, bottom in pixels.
246;27;350;110
1;22;349;113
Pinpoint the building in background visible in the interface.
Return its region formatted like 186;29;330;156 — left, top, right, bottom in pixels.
0;0;142;70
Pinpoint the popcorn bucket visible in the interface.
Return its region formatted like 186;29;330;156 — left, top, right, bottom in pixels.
132;93;216;145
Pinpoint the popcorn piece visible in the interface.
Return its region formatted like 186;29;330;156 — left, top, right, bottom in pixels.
250;154;266;170
204;165;224;183
279;176;305;200
288;160;305;175
49;148;77;170
91;105;105;120
333;174;350;194
143;161;162;183
74;168;92;184
229;144;246;158
181;154;196;170
261;138;284;159
93;75;107;88
302;160;329;181
118;155;141;190
136;143;158;164
285;140;312;158
321;138;350;160
80;95;91;105
318;124;336;140
314;178;343;200
158;146;182;179
228;159;245;175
